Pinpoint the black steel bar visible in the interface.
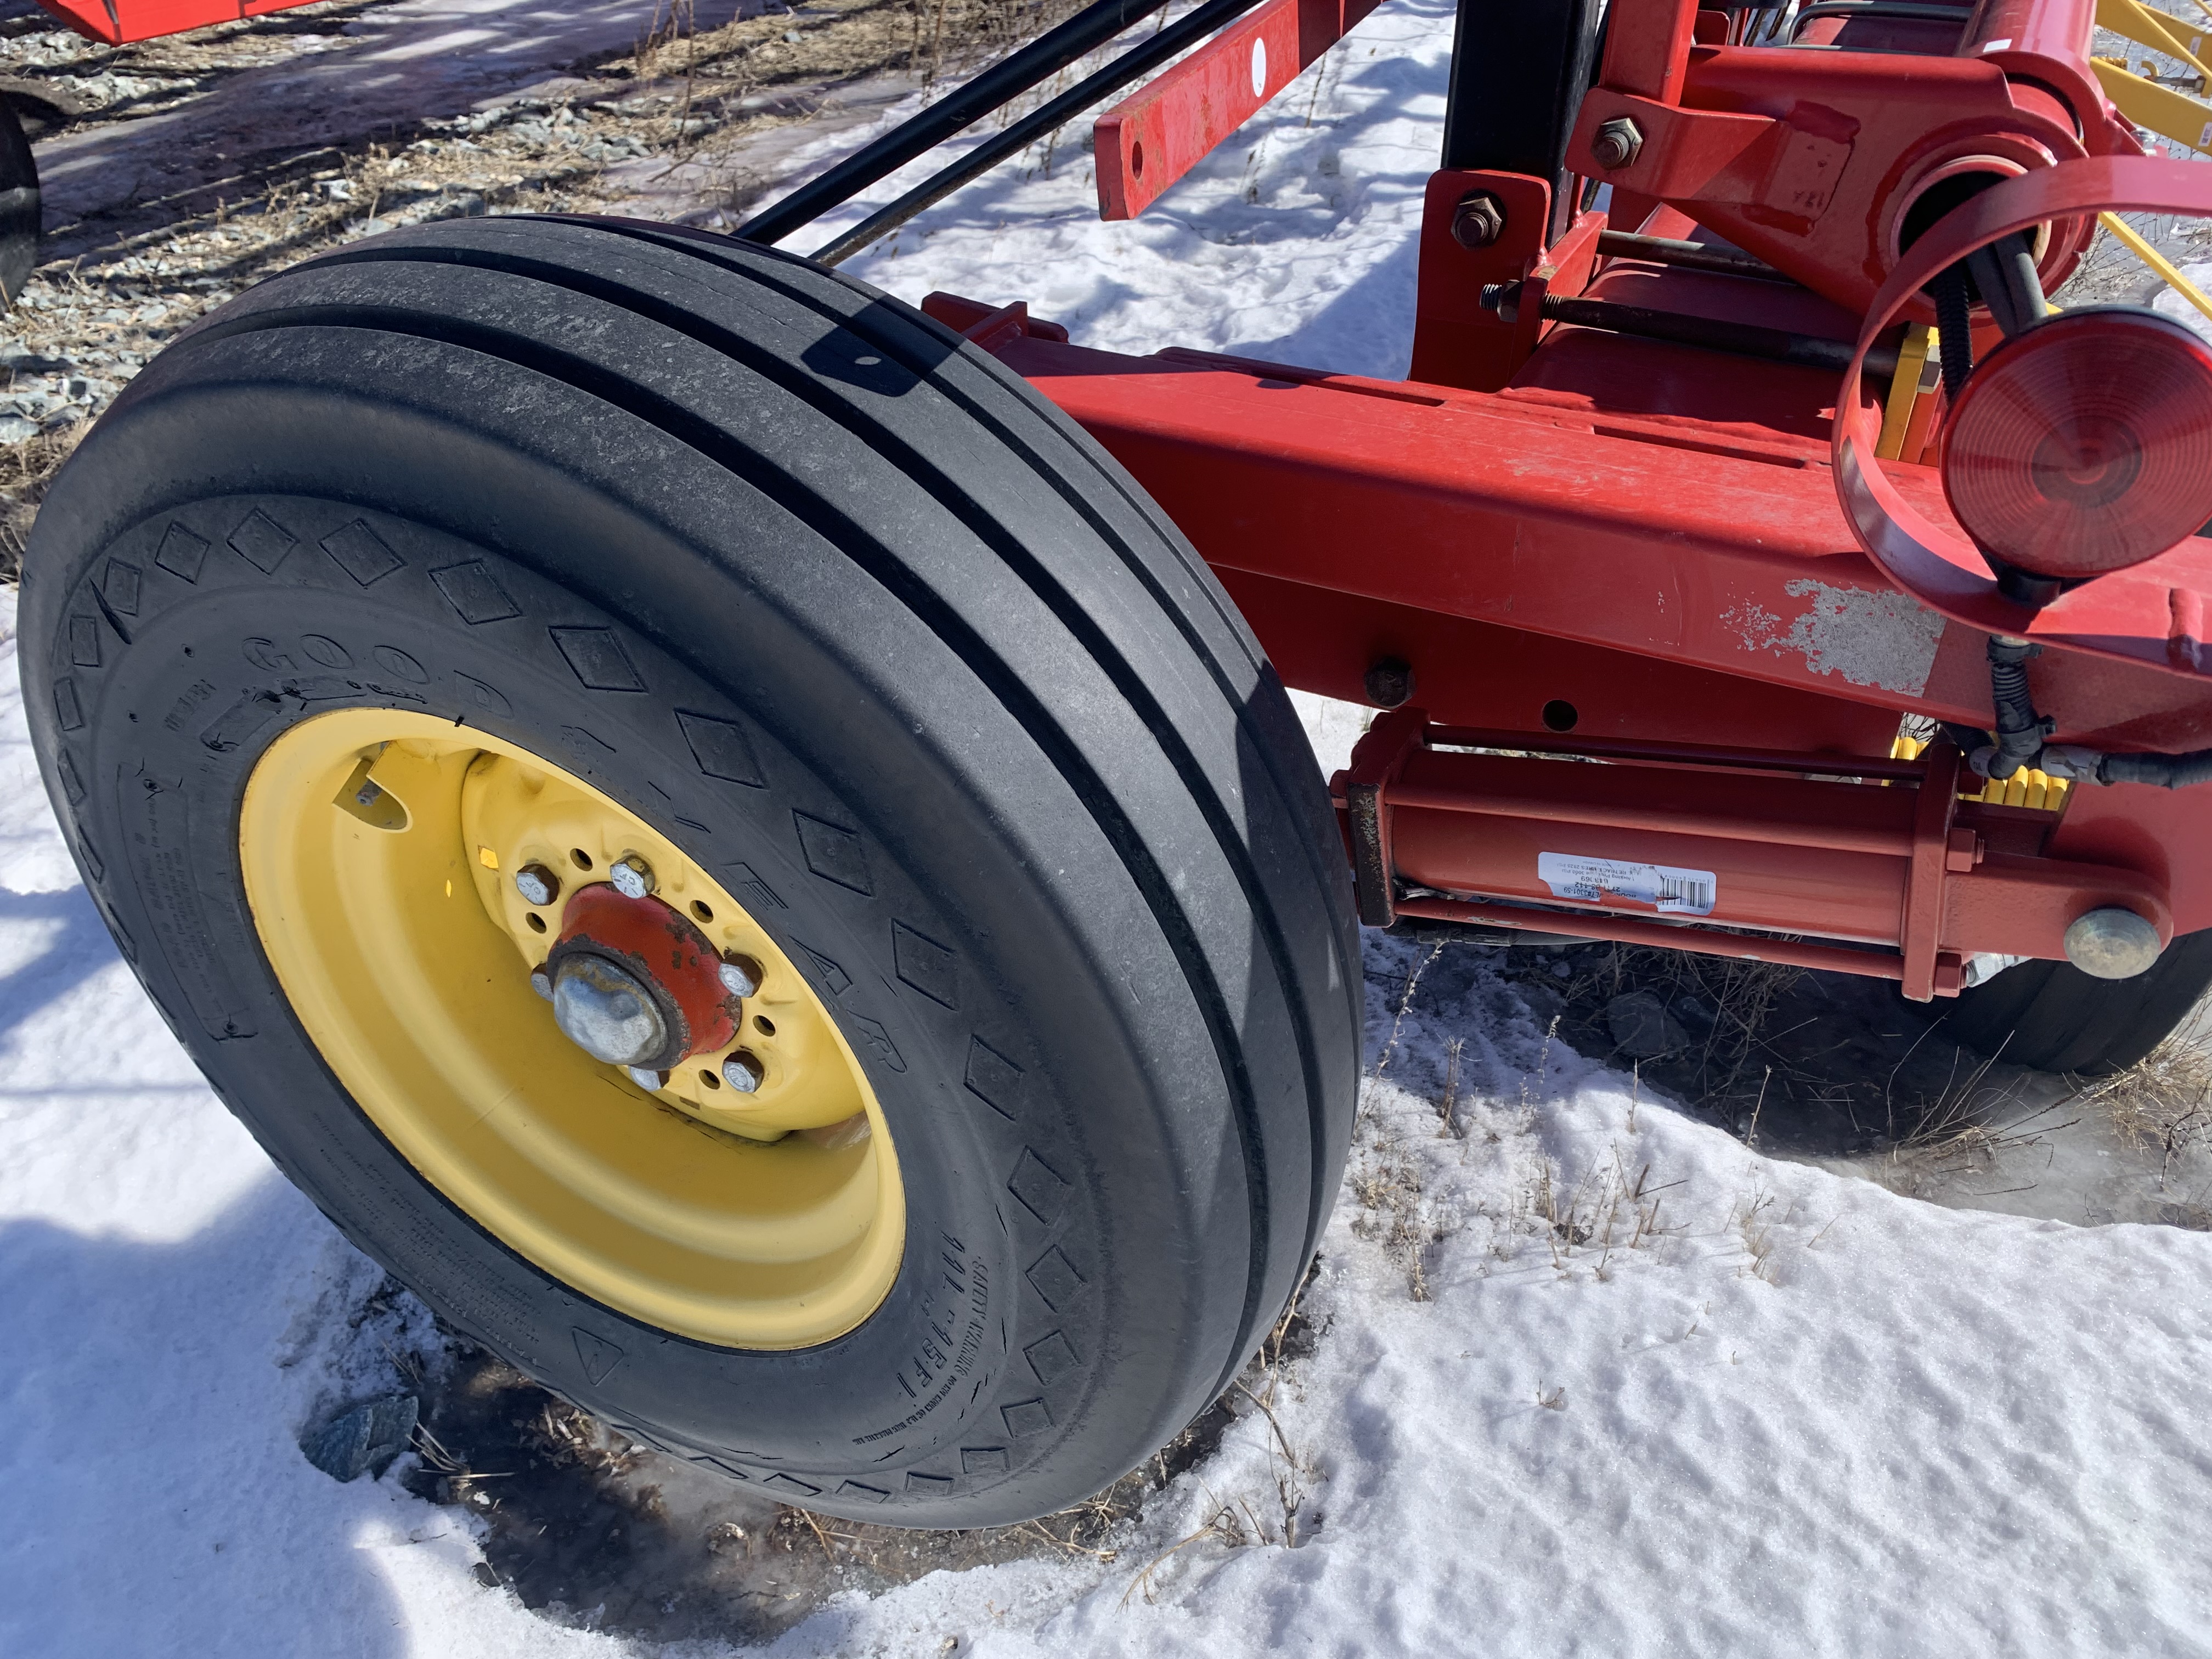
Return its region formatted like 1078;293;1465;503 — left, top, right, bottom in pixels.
1441;0;1605;242
1596;229;1795;281
1479;285;1902;377
1792;0;1973;19
737;0;1169;247
809;0;1266;266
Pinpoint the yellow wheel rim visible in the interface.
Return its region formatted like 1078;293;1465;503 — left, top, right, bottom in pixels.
239;708;905;1348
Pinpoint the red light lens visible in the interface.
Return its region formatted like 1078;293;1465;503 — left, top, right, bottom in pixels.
1941;306;2212;580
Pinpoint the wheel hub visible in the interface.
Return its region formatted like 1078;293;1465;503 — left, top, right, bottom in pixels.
538;881;739;1075
545;955;668;1067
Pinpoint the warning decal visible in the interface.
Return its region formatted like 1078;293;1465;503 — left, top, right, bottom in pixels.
1536;853;1717;917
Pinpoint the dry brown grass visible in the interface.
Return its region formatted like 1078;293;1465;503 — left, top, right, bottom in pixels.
2078;1035;2212;1188
1562;944;1803;1107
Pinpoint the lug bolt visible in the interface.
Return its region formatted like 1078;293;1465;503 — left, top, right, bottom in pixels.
515;862;561;907
718;955;764;999
1591;116;1644;171
530;967;554;1001
723;1051;766;1093
610;854;656;900
1451;190;1506;251
625;1065;665;1091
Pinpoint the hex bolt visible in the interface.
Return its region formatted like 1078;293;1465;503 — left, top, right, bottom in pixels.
1591;116;1644;171
529;967;554;1001
610;854;656;900
723;1051;766;1094
1364;656;1417;709
1451;190;1506;251
718;955;764;999
514;862;561;907
625;1065;666;1091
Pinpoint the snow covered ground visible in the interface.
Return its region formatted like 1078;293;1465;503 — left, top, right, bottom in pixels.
8;3;2212;1653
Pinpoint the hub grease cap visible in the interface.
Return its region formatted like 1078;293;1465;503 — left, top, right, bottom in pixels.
551;953;669;1066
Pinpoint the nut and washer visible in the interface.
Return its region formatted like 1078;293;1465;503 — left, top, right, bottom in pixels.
723;1051;766;1094
514;862;562;907
1450;190;1507;250
1591;116;1644;171
718;955;764;999
609;854;657;900
625;1065;666;1091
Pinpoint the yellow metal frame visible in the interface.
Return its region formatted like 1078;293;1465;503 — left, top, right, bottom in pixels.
240;708;905;1350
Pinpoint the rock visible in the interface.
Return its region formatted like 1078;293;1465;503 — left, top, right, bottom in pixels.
300;1392;419;1482
1605;989;1688;1059
0;414;38;442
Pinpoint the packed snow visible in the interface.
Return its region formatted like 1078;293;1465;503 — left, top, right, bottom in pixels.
8;2;2212;1653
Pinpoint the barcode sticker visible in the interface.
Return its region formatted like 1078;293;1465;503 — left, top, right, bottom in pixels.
1537;853;1717;917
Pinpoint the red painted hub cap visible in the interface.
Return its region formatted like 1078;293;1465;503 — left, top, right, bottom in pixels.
542;883;740;1072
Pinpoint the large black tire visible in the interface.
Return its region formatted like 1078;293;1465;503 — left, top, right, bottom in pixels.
1932;928;2212;1075
19;216;1361;1525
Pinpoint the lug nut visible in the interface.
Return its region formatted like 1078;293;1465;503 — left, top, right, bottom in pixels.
515;862;561;907
1451;190;1506;251
530;967;554;1001
723;1051;766;1093
1591;116;1644;171
718;955;763;999
625;1065;665;1091
610;854;656;900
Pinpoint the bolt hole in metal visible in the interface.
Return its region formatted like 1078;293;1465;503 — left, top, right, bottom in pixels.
691;900;714;923
238;710;904;1348
755;1015;776;1036
1543;698;1579;732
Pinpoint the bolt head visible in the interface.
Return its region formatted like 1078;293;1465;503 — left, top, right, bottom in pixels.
625;1065;665;1091
550;954;669;1065
529;967;554;1001
515;862;561;907
722;1051;766;1093
609;854;656;900
1364;656;1416;709
2062;908;2162;980
718;955;763;999
1451;191;1506;250
1592;116;1644;171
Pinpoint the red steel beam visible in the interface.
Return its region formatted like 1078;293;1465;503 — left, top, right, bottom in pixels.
1093;0;1383;219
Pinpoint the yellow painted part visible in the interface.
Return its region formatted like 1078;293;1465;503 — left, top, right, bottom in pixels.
2097;210;2212;329
1891;735;2072;810
2097;0;2212;85
1876;324;1937;461
239;708;905;1350
2091;56;2212;154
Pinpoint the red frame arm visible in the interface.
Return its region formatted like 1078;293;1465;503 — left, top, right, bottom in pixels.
1093;0;1382;219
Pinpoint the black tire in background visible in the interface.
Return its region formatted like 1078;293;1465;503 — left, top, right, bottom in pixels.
1932;928;2212;1075
0;98;37;310
19;215;1361;1525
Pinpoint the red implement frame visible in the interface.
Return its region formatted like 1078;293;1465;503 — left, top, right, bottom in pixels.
934;0;2212;999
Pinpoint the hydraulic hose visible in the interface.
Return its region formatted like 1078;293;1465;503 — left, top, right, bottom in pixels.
1969;634;2212;788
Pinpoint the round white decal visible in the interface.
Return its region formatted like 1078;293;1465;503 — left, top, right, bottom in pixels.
1251;37;1268;98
